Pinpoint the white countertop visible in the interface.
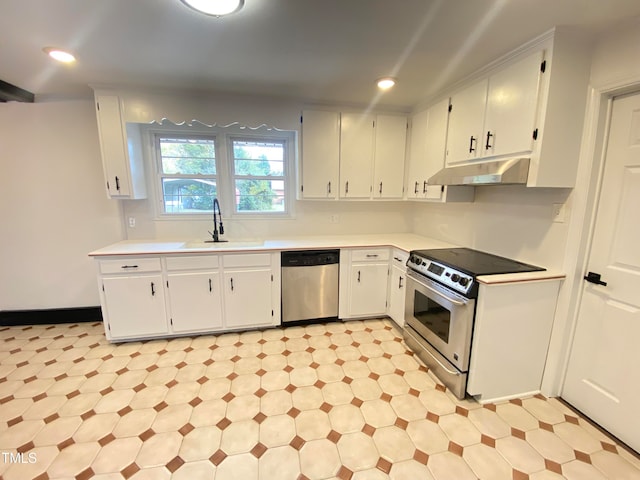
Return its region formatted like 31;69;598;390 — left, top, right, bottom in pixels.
88;233;456;257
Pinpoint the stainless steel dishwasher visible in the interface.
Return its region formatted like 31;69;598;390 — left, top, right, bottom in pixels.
281;250;340;324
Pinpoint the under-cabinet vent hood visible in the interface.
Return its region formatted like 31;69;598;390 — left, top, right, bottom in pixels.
428;158;530;186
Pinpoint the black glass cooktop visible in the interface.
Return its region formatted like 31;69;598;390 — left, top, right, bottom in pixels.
413;248;545;277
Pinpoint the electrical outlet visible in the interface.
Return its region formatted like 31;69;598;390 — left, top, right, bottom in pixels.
330;214;340;224
552;203;566;223
128;217;136;228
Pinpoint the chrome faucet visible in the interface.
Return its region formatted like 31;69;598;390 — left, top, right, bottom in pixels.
207;198;227;243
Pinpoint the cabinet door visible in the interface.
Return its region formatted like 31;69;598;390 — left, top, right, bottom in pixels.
223;268;275;329
95;95;131;197
167;271;223;334
340;112;375;198
483;51;543;158
301;110;340;199
423;98;451;200
102;274;167;339
373;115;407;199
348;263;388;316
406;109;430;199
388;266;406;326
445;79;488;165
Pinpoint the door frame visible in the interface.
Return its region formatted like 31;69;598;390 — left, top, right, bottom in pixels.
541;74;640;396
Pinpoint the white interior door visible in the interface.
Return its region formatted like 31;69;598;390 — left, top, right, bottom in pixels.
562;92;640;452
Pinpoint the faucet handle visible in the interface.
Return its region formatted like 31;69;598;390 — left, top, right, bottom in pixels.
219;223;224;235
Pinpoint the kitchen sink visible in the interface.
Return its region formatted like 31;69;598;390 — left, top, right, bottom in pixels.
181;240;264;249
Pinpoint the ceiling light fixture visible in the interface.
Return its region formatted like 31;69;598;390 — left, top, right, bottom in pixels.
43;47;76;63
377;77;396;90
180;0;244;16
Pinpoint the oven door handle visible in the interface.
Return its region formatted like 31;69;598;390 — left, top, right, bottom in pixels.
419;337;461;376
419;280;467;306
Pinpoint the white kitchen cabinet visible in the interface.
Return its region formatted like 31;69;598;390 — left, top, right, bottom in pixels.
222;253;279;329
466;277;562;403
373;115;407;199
300;110;340;199
407;99;474;203
167;272;223;335
93;92;147;199
340;112;375;199
446;79;489;166
340;248;389;318
387;249;409;327
98;258;167;341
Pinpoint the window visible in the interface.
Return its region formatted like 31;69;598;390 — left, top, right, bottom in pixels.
157;136;217;214
151;127;293;217
231;138;286;213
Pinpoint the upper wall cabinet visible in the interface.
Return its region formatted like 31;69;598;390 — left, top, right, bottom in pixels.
407;99;474;203
340;112;375;199
93;92;147;199
446;51;543;166
300;110;340;199
373;114;407;199
442;28;591;188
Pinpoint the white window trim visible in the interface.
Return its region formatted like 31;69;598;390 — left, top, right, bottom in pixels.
141;123;296;221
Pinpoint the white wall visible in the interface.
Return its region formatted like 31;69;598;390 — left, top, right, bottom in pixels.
0;100;123;310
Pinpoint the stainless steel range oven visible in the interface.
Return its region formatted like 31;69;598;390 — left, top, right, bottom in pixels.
403;248;544;399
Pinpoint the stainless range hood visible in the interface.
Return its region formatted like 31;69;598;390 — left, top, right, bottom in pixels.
428;157;530;186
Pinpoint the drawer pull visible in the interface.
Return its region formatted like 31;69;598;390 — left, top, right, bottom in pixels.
230;278;234;291
365;254;379;258
121;265;139;269
150;282;156;296
209;278;212;292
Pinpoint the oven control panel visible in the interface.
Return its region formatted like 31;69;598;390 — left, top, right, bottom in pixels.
407;255;473;295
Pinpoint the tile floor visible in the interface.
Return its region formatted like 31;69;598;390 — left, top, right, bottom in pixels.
0;318;638;480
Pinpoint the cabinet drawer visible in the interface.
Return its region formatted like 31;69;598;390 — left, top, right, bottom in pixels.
99;257;161;274
166;255;219;271
391;249;409;268
223;253;271;268
351;248;390;262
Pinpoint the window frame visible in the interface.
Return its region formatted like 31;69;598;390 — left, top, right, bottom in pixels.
146;124;295;220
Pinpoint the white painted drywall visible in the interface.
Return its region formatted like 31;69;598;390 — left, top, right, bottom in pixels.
0;100;123;310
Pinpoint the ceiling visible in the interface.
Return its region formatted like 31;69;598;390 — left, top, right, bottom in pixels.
2;0;640;109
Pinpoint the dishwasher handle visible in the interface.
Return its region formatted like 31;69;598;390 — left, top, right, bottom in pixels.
281;249;340;267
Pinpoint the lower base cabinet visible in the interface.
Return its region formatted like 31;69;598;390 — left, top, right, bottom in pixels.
387;249;409;326
340;248;390;319
223;268;275;329
102;274;168;340
167;271;223;334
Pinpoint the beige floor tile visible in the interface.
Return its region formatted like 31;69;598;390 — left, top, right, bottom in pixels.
290;365;318;386
521;397;566;424
47;441;101;478
437;413;483;446
135;431;183;468
260;389;293;416
552;422;607;454
287;351;313;368
184;348;212;365
286;336;310;352
43;374;86;396
358;342;385;358
199;376;231;399
164;381;200;405
33;415;82;446
190;398;227;427
334;345;361;361
72;412;120;442
428;451;479;480
261;370;289;391
260;413;296;447
495;401;540;431
295;409;331;441
495;436;546;473
360;398;397;428
179;425;223;461
372;425;415;462
216;452;258;480
129;385;169;409
406;418;450;454
328;403;366;434
529;470;565;480
22;394;68;420
316;363;345;383
142;366;178;386
234;356;262;375
12;377;54;398
94;388;136;414
2;445;59;480
299;438;341;479
151;403;193;432
130;465;172;479
291;385;324;411
262;340;286;355
112;408;157;438
220;419;259;455
562;459;608;480
467;406;512;439
323;379;356;404
261;354;288;372
389;459;435;480
175;363;206;383
390;393;427;421
351;467;389;479
591;449;640;480
463;443;513;480
155;349;186;368
229;373;261;396
337;431;379;471
171;460;217;480
91;436;143;474
226;394;260;421
418;389;456;416
0;419;44;450
526;428;575;463
376;373;410;396
258;445;300;480
342;360;371;379
79;372;119;393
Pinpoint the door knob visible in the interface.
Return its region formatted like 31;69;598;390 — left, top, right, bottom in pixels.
584;271;607;286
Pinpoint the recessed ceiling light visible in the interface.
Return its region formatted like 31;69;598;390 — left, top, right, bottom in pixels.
377;77;396;90
43;47;76;63
180;0;244;16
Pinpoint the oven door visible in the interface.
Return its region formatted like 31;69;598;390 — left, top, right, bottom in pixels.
404;270;475;372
